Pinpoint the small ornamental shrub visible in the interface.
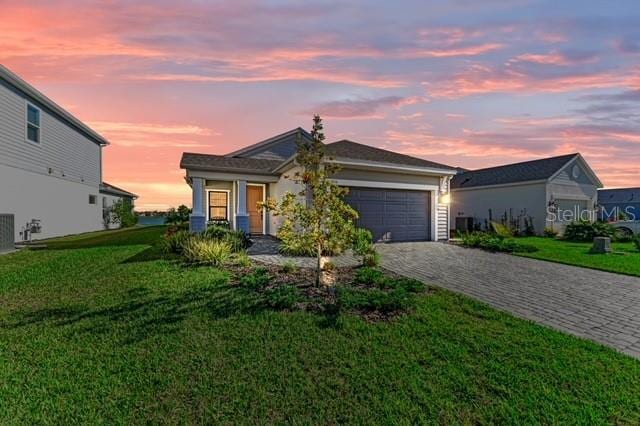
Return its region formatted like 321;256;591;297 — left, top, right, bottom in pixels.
203;225;229;240
543;227;559;238
161;230;191;254
634;235;640;252
112;199;138;228
229;251;252;267
240;267;271;290
564;220;618;242
362;249;381;267
353;228;374;255
280;260;298;274
353;267;385;285
459;232;538;253
262;285;301;310
182;238;232;266
209;219;231;229
491;221;515;238
223;230;251;252
338;287;415;313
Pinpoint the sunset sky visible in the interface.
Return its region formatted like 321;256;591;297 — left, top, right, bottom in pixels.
2;0;639;210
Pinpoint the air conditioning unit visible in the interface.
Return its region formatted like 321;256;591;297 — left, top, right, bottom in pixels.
0;214;14;252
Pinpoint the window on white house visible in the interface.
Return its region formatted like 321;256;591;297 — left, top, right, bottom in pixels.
89;195;97;205
27;104;40;143
209;191;228;220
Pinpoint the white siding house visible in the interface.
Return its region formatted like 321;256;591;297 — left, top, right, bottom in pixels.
0;65;133;241
451;154;602;236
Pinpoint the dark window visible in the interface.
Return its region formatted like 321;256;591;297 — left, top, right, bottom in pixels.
89;195;97;205
209;191;228;220
27;104;40;143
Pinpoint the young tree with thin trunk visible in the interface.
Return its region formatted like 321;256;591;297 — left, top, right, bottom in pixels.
261;115;358;286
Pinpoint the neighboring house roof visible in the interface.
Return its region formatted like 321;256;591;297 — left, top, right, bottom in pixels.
100;182;138;199
598;187;640;204
0;64;109;146
325;140;457;171
451;153;581;189
180;152;282;175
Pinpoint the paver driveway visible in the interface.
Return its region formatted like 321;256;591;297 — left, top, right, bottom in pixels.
377;242;640;358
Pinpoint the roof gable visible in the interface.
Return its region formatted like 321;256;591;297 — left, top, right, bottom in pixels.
226;128;311;160
451;154;579;189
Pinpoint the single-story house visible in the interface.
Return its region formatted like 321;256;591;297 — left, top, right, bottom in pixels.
450;153;603;235
180;128;458;242
598;187;640;222
99;182;138;229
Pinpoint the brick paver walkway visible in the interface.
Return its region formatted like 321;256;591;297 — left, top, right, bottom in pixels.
376;242;640;358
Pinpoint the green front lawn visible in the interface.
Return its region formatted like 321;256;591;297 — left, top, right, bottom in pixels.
1;228;638;423
515;237;640;277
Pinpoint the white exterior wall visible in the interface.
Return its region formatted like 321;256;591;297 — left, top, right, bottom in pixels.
0;81;104;241
547;161;599;233
451;182;548;235
1;163;102;241
269;166;303;236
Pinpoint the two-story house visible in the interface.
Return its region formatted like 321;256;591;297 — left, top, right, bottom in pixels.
0;64;136;242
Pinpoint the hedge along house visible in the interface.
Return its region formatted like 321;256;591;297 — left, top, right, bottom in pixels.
180;128;458;242
450;153;603;236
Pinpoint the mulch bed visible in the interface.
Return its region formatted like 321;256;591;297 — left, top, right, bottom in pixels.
227;261;428;321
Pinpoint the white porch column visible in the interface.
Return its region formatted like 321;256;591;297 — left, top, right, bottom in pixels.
190;177;206;232
235;180;250;233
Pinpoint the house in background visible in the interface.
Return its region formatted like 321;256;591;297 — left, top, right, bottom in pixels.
180;128;457;242
0;64;135;241
100;182;138;229
597;188;640;236
450;153;603;235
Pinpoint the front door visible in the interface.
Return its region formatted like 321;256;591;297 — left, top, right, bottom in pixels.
247;185;264;234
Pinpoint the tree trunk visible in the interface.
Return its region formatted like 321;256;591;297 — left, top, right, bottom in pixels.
315;244;322;287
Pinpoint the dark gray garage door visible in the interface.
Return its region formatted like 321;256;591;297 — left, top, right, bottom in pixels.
345;187;431;242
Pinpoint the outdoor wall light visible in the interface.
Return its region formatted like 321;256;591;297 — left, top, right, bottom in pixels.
439;193;451;204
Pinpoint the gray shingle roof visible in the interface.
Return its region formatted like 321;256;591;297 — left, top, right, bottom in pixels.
325;140;457;171
100;182;138;199
451;153;579;189
180;152;281;175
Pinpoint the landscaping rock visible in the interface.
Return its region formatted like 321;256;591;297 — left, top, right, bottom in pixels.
590;236;612;254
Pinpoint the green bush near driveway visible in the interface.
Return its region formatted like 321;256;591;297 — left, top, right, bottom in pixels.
459;232;538;253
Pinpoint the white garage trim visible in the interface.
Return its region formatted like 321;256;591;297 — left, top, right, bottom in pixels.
334;179;439;192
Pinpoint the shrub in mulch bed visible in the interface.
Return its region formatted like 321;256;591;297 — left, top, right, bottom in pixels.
228;263;431;321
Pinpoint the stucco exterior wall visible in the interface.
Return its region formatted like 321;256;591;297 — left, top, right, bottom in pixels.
451;182;548;235
1;163;103;241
